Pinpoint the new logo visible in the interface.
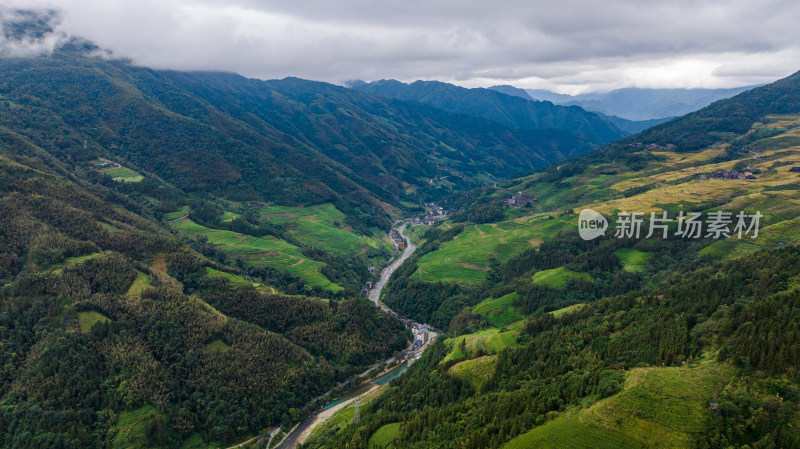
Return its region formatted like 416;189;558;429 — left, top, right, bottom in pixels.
578;209;608;240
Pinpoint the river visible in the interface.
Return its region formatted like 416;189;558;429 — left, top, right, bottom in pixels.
274;224;432;449
369;223;417;308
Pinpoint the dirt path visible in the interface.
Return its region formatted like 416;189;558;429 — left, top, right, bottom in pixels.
165;209;189;222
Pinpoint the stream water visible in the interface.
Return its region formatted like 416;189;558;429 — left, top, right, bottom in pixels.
275;361;411;448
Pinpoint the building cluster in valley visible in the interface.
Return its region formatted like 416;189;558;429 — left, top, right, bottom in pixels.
699;169;757;181
389;227;406;248
405;202;448;225
627;142;676;150
96;161;120;169
409;323;430;350
503;192;533;207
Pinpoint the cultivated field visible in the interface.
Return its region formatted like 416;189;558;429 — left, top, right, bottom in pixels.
504;361;731;449
415;215;569;283
258;203;392;257
170;218;342;292
472;292;523;327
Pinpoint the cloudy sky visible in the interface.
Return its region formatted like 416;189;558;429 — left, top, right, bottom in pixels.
4;0;800;93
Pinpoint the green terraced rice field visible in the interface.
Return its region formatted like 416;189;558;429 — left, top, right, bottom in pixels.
415;215;570;283
504;417;643;449
614;248;654;272
258;203;391;256
472;292;523;328
77;311;111;333
126;270;150;297
220;211;240;222
405;224;430;246
309;406;357;442
112;406;166;449
532;267;591;289
701;216;800;258
205;267;255;286
579;362;732;448
368;422;401;448
66;252;102;264
102;165;144;182
163;205;189;220
99;221;120;231
549;303;586;317
448;355;497;390
443;327;519;363
170;218;342;292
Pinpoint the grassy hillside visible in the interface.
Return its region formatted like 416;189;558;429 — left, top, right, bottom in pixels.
531;267;591;289
414;215;569;283
257;203;391;256
504;417;643;449
368;423;402;448
304;69;800;449
505;361;731;449
472;293;523;328
411;110;800;290
170;217;342;292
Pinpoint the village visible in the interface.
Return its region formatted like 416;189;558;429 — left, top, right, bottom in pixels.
402;202;449;226
699;169;757;181
503;191;533;207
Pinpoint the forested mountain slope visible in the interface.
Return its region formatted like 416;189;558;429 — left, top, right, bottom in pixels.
306;70;800;449
348;79;628;146
0;41;622;300
0;115;411;448
0;52;594;214
0;38;430;448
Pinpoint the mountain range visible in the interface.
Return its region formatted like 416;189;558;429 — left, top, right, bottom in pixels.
518;85;758;120
2;12;800;449
348;79;629;144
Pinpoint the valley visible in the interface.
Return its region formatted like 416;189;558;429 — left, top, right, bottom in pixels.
299;71;800;449
271;224;437;449
0;13;799;449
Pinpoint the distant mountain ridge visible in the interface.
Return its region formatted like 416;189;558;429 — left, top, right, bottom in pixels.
488;84;671;134
486;84;535;101
348;79;628;145
0;54;612;225
524;86;759;120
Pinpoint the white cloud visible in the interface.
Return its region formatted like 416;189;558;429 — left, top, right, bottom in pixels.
5;0;800;91
0;7;67;56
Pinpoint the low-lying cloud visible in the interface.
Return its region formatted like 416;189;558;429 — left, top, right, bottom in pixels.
5;0;800;92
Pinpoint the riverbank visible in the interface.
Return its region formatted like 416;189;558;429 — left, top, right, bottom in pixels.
273;224;435;449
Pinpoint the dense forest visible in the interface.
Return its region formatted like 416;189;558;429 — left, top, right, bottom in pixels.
0;76;409;448
306;221;800;449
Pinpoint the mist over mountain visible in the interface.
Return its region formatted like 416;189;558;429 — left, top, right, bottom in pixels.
525;85;759;120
